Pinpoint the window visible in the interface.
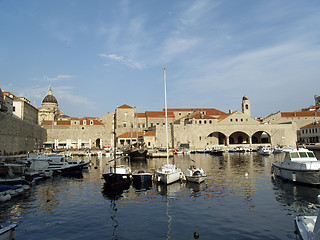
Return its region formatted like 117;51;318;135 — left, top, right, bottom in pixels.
241;119;243;122
245;104;249;110
199;120;202;124
204;120;207;124
90;120;94;125
138;124;140;128
230;119;233;122
123;123;126;127
83;120;87;125
209;120;212;124
13;106;15;112
236;119;238;122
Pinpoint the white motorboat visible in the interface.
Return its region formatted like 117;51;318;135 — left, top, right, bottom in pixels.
258;147;272;155
155;164;182;185
0;223;17;240
184;166;206;183
294;195;320;240
271;148;320;185
154;68;182;185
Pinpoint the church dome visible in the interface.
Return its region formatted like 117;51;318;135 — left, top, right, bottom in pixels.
42;86;58;104
242;96;249;101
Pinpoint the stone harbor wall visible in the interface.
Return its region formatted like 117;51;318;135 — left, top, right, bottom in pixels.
0;112;46;155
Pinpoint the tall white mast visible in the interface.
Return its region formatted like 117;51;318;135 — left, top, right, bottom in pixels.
164;68;169;164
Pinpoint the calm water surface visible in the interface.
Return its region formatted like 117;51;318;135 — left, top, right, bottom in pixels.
1;151;320;240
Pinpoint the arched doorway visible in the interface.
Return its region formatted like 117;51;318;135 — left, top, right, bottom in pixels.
96;138;101;149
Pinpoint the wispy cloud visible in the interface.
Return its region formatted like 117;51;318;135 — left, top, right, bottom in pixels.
42;75;75;82
98;53;144;69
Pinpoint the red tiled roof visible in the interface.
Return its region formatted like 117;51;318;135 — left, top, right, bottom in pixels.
135;113;146;118
281;111;320;117
165;108;226;115
189;113;216;120
145;111;175;118
301;121;320;129
117;104;133;109
57;120;71;125
144;130;155;136
118;132;143;138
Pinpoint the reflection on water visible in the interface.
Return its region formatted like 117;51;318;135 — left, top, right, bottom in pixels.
1;151;320;240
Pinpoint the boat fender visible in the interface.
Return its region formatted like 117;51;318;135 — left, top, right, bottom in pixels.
194;232;199;239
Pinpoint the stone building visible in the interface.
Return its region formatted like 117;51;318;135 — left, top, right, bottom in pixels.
299;121;320;144
2;90;39;124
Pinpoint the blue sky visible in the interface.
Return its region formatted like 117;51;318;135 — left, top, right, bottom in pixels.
1;0;320;118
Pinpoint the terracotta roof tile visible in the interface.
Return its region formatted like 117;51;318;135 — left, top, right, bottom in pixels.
281;111;320;117
145;111;175;118
135;113;146;118
165;108;226;115
301;121;320;128
118;132;143;138
117;104;133;109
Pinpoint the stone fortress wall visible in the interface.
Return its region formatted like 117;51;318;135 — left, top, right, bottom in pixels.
0;111;46;155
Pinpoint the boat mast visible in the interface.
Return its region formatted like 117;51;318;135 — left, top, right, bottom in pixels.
164;68;169;165
114;109;117;172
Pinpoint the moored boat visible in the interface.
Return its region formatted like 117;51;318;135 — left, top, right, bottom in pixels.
129;148;148;160
155;164;182;185
294;195;320;240
184;166;206;183
271;148;320;185
210;147;224;156
0;223;17;240
103;164;132;187
154;68;182;185
258;147;272;155
132;169;152;182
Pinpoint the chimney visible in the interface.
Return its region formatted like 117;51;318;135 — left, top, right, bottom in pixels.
229;109;233;114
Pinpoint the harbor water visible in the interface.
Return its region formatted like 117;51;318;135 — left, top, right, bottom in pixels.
1;151;320;240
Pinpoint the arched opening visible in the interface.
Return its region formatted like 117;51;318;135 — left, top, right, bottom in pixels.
252;131;271;144
207;132;227;146
229;131;250;145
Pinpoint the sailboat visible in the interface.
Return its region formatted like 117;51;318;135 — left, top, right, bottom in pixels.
103;112;132;188
155;68;182;185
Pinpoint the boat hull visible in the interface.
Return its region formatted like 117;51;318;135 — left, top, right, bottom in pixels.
102;173;131;187
132;173;152;182
272;165;320;185
185;175;206;183
129;149;148;160
155;171;181;185
0;223;17;240
294;216;317;240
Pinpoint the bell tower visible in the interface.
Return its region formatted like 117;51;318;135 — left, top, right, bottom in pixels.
242;96;251;116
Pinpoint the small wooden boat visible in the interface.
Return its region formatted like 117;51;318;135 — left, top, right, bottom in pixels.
132;169;152;182
184;166;206;183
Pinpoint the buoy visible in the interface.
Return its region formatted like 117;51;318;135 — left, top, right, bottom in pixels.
194;232;199;239
245;172;248;178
